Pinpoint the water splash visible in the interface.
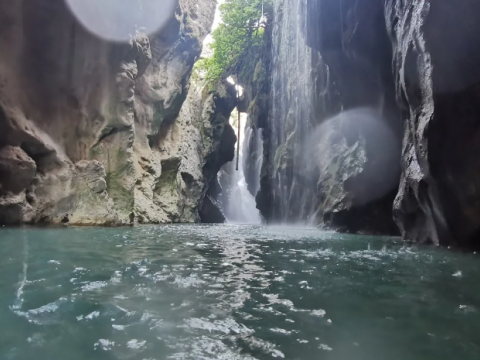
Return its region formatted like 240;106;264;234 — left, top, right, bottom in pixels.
12;230;29;311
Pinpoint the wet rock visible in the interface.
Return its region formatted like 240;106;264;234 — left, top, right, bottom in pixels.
199;195;226;224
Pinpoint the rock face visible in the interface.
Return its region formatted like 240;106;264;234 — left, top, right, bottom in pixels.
136;75;237;224
249;0;401;234
386;0;480;248
3;0;480;248
0;0;230;225
180;0;480;248
300;0;402;234
247;0;480;247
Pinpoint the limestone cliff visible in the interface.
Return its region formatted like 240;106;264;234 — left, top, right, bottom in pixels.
0;0;231;225
136;74;236;224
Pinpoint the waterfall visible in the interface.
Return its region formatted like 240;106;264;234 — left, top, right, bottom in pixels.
219;112;262;224
269;0;315;222
243;127;263;197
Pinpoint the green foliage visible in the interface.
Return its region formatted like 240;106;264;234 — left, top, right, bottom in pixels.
196;0;271;87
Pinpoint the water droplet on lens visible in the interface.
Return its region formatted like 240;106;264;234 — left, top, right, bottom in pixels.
65;0;176;42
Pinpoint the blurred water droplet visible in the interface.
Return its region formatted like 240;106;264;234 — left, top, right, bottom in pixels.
65;0;176;42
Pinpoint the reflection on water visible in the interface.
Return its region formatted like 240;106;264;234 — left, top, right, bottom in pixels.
0;224;479;360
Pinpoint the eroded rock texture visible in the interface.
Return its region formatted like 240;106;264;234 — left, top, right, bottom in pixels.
251;0;401;234
0;0;227;225
135;75;236;224
249;0;480;246
301;0;402;234
387;0;480;248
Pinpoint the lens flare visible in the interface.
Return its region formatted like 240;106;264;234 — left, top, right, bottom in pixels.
304;108;400;205
65;0;176;42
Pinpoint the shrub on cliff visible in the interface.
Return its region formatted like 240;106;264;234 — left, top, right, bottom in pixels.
196;0;271;87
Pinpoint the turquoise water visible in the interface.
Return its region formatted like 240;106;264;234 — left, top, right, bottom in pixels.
0;224;479;360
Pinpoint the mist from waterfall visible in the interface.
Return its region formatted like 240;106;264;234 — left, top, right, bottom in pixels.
219;112;262;224
269;0;315;222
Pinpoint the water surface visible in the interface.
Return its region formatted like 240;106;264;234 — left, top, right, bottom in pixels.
1;224;479;359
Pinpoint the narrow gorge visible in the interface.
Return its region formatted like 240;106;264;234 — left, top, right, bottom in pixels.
1;0;480;250
2;1;480;359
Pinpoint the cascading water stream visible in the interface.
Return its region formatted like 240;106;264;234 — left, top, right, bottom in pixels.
269;0;315;223
219;112;262;224
243;127;263;197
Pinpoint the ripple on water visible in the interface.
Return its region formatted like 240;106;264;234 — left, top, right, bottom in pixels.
81;281;108;291
85;310;100;320
94;339;115;351
12;297;69;325
27;300;62;315
173;274;205;288
310;309;326;317
270;328;294;335
126;339;146;349
168;337;258;360
318;344;333;351
184;317;254;336
2;224;480;360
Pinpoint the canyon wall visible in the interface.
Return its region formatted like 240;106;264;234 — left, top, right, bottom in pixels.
0;0;235;225
3;0;480;249
300;0;402;234
250;0;402;234
247;0;480;247
386;0;480;248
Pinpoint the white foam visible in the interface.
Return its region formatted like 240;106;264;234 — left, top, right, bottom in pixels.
272;349;285;358
270;328;292;335
28;298;67;315
184;317;254;336
311;309;326;317
126;339;146;349
85;311;100;320
94;339;115;350
318;344;333;351
81;281;108;291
